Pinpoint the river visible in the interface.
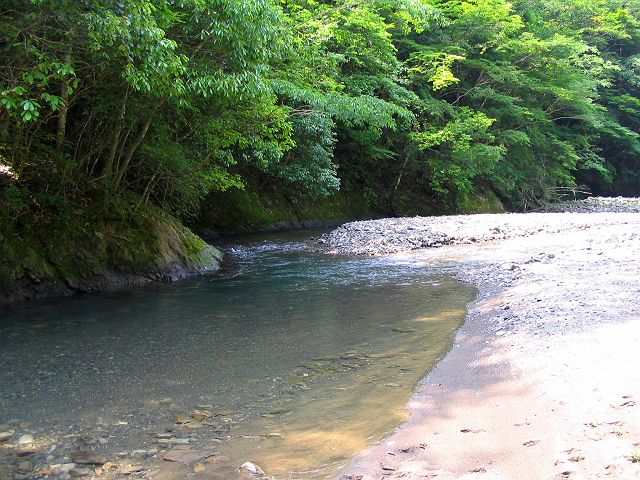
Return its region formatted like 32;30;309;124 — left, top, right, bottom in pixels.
0;231;475;479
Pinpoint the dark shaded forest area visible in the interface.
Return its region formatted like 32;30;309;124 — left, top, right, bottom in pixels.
2;0;640;293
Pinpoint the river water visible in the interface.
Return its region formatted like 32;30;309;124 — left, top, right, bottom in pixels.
0;232;475;479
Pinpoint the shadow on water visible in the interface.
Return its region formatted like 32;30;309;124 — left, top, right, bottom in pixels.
0;232;475;479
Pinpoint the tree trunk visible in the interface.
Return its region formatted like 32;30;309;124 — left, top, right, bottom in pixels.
55;49;72;159
100;88;130;180
112;116;152;192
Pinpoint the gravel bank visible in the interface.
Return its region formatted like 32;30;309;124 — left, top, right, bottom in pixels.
326;198;640;480
317;197;640;256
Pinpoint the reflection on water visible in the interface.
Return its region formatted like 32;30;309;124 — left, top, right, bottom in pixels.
0;232;475;479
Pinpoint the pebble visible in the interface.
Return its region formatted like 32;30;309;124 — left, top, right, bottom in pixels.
0;430;14;442
156;437;190;445
120;465;144;474
69;467;91;478
315;199;640;256
239;461;265;476
175;414;191;424
17;434;34;445
15;447;36;457
56;463;76;474
191;411;212;422
71;451;107;465
163;448;215;464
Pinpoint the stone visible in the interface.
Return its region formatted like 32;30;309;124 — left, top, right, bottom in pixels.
162;448;216;465
175;414;191;424
120;465;144;474
17;434;34;445
15;447;36;457
0;430;14;442
95;461;116;475
215;410;234;417
268;408;290;415
190;411;212;422
500;263;520;271
194;463;206;473
239;461;265;476
77;435;96;445
71;451;107;465
17;461;31;474
156;437;189;445
56;463;76;474
69;467;91;478
132;448;158;455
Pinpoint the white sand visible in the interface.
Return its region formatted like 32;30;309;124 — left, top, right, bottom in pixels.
336;213;640;480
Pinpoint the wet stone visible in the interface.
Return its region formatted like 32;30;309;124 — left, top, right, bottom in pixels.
71;451;107;465
17;434;33;445
69;467;91;478
162;448;216;464
191;411;212;422
156;437;189;445
120;465;144;474
15;447;36;458
175;414;191;424
239;461;265;476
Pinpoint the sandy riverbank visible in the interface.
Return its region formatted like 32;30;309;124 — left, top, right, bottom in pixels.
326;202;640;480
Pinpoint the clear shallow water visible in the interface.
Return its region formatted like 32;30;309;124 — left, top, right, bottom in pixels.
0;232;475;479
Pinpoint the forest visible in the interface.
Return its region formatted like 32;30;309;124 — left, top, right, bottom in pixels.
1;0;640;288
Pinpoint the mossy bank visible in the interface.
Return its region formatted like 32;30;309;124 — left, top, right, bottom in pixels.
194;183;504;236
194;186;374;236
0;200;221;305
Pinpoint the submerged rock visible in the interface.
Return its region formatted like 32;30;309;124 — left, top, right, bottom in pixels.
17;434;33;445
162;447;216;464
70;451;107;465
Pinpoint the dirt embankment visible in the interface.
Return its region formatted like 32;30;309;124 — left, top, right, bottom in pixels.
323;198;640;480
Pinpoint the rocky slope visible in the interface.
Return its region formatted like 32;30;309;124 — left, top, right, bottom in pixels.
0;208;222;305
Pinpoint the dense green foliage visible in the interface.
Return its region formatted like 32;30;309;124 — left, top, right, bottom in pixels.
2;0;640;230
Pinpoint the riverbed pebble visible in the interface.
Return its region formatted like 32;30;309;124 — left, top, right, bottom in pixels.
239;461;265;476
315;199;640;256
